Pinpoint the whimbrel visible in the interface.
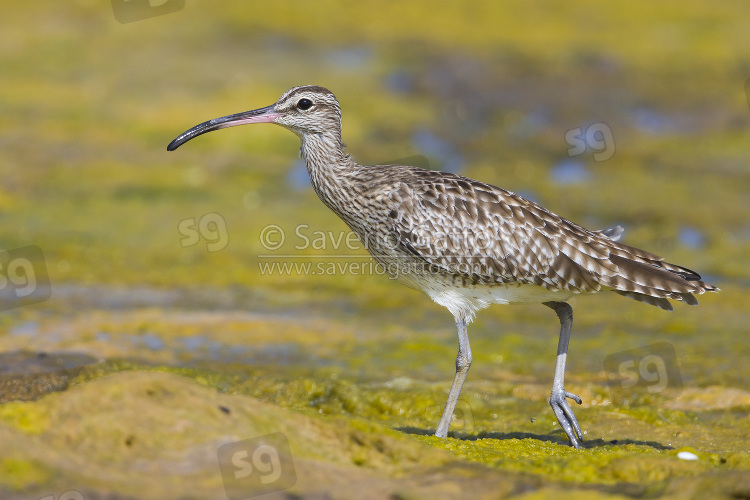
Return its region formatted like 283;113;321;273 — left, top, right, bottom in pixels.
168;85;718;448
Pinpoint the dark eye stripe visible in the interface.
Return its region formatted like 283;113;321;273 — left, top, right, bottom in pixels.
297;98;313;110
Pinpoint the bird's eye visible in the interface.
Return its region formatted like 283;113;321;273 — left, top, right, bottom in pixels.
297;98;313;110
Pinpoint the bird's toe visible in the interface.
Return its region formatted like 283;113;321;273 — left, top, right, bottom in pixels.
565;390;583;405
549;389;584;447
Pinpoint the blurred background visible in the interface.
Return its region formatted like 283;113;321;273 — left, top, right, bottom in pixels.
3;1;748;291
1;1;749;498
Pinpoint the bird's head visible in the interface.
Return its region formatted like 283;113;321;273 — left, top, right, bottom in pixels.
167;85;341;151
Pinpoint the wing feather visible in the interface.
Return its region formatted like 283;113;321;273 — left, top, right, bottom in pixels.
377;167;716;308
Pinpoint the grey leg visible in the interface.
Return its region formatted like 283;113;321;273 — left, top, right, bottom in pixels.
435;318;471;438
543;301;584;448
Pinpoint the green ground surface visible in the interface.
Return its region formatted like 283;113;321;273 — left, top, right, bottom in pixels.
1;2;749;499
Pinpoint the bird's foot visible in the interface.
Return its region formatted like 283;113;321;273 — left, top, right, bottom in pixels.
549;388;583;448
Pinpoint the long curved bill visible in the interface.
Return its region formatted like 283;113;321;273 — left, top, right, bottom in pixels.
167;104;280;151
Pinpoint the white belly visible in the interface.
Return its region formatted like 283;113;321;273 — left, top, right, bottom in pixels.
421;280;577;322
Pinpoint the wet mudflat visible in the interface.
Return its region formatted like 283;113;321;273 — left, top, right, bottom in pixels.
0;282;747;499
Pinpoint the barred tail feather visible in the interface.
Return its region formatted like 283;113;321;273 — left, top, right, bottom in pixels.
614;290;674;311
603;254;717;310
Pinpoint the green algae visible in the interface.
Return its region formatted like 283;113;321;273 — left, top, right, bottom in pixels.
0;458;53;491
0;370;461;498
416;435;715;485
1;361;747;498
0;402;50;435
1;297;749;497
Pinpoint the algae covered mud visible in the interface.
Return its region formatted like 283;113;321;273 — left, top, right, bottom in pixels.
2;1;750;499
0;283;747;499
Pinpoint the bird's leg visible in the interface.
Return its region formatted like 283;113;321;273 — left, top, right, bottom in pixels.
542;301;583;448
435;318;471;438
